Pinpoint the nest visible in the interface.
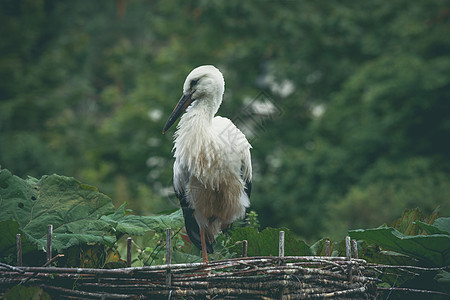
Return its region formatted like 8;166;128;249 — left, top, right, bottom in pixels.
0;256;377;299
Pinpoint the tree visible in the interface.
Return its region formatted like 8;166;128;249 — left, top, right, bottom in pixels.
1;0;449;241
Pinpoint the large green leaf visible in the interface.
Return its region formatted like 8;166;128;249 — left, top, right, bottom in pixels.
349;227;450;267
0;219;36;264
0;169;116;254
101;203;184;235
230;227;311;257
0;169;188;266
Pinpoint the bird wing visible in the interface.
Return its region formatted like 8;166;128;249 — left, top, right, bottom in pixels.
213;116;252;197
212;116;252;234
244;176;252;199
173;160;214;254
242;145;252;203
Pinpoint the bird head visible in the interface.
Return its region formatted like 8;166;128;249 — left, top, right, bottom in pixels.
163;65;225;134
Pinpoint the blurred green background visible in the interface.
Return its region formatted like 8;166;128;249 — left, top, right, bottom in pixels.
1;0;449;242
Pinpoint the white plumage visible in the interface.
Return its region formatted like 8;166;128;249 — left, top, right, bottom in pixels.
163;65;252;262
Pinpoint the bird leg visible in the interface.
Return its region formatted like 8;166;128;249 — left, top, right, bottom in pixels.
200;228;208;263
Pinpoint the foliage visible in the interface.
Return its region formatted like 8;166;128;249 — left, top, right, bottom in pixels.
0;169;116;265
101;203;184;236
0;169;183;267
351;226;449;267
350;208;449;266
327;158;450;239
1;0;449;244
0;169;449;297
0;168;308;266
350;208;450;295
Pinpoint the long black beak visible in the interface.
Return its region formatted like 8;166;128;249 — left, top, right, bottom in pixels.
162;93;194;134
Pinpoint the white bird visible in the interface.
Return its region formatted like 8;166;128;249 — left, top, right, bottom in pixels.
163;65;252;263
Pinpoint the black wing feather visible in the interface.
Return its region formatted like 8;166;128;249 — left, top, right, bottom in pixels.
175;189;214;254
244;180;252;199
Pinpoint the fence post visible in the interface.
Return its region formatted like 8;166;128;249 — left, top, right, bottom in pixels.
242;240;248;257
46;225;53;266
127;237;132;267
165;228;172;286
16;234;22;267
325;239;331;257
351;239;358;259
279;231;285;258
345;236;352;282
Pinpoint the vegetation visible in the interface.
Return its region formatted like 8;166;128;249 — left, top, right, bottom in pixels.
1;0;449;244
0;170;449;296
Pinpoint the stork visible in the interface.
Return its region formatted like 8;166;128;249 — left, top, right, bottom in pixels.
163;65;252;263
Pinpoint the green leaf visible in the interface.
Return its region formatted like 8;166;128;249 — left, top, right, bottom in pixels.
0;169;115;253
358;240;418;266
356;241;420;286
101;204;184;235
230;227;311;257
0;220;35;264
349;227;450;267
416;221;449;235
433;217;450;234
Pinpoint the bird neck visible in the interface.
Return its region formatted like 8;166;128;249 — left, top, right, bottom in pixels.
179;104;213;130
173;99;219;186
174;100;215;153
179;94;222;129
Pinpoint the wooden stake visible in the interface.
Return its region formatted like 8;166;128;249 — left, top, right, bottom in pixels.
165;228;172;286
242;240;248;257
345;236;352;282
46;225;53;265
345;236;351;260
325;239;331;257
16;234;22;267
279;231;285;258
126;237;132;267
165;228;172;265
351;239;358;259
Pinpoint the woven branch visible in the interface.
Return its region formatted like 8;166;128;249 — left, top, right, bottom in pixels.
1;256;379;299
2;256;447;299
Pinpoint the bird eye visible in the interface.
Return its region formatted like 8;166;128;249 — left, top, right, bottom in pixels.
190;79;200;90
